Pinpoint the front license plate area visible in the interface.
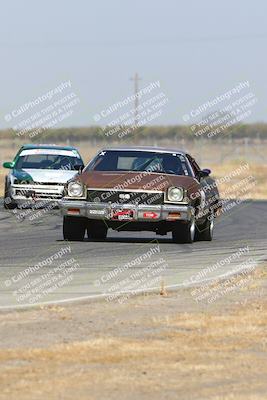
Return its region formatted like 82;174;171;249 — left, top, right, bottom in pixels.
111;209;134;221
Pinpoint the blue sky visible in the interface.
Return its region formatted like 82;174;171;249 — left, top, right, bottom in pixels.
0;0;267;127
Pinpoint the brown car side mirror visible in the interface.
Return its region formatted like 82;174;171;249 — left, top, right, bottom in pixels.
197;169;211;179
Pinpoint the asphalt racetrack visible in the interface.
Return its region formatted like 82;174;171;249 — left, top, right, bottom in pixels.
0;200;267;309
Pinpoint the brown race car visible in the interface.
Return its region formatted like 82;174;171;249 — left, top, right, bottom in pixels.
59;146;221;243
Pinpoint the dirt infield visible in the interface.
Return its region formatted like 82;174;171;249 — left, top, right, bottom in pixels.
0;267;266;400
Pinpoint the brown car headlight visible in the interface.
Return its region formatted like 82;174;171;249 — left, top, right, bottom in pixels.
67;181;84;197
167;186;184;202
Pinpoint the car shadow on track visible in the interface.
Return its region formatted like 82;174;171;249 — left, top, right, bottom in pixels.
56;237;174;244
93;237;173;244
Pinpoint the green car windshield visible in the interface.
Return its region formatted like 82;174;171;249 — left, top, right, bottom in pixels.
15;154;82;170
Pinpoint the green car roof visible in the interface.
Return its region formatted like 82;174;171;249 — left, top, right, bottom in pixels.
11;143;82;164
21;144;78;151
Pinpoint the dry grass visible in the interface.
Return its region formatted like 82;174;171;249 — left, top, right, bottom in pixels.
0;296;267;399
210;161;267;200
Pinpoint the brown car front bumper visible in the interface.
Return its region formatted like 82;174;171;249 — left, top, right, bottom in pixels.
59;199;194;222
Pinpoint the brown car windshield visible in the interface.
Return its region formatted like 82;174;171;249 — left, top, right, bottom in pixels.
86;151;192;176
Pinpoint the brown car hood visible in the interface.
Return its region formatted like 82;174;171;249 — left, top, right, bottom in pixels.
79;171;200;195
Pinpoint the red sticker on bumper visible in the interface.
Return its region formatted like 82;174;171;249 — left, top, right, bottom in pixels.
111;209;134;220
143;211;159;219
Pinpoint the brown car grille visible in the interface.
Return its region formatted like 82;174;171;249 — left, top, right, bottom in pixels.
87;190;164;205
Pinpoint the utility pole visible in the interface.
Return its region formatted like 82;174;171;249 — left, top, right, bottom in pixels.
130;73;142;126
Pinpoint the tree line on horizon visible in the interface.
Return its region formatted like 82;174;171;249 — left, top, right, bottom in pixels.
1;123;267;142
